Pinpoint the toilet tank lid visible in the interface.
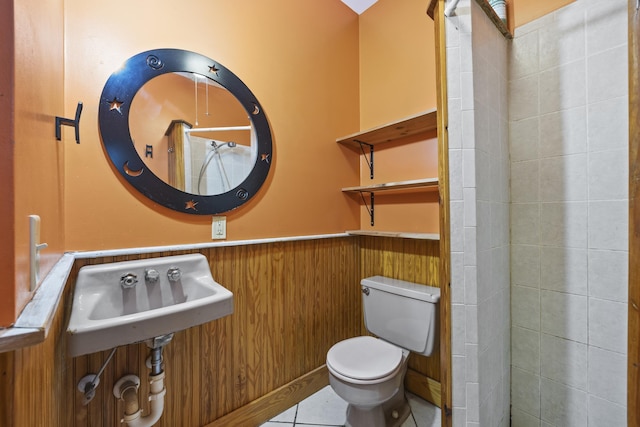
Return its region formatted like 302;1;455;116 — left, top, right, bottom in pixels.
361;276;440;303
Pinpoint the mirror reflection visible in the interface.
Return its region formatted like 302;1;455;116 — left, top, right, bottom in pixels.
129;72;257;195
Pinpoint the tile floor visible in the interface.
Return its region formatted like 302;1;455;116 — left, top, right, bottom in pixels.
260;385;441;427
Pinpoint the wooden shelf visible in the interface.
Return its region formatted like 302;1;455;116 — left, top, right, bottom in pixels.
337;109;437;149
346;230;440;240
342;178;438;194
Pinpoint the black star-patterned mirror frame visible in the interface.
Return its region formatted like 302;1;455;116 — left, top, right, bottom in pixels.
98;49;273;215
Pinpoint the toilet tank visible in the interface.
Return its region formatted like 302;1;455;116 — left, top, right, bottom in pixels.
361;276;440;356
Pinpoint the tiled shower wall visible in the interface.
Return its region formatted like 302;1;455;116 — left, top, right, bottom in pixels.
447;1;510;426
509;0;629;425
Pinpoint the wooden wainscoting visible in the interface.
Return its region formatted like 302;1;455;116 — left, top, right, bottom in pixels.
68;237;360;426
1;234;445;426
358;236;442;407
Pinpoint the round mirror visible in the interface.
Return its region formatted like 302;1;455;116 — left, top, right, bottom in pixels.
99;49;273;214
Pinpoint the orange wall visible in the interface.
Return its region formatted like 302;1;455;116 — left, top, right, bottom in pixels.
0;0;65;326
359;0;437;129
63;0;361;250
355;0;439;235
514;0;576;28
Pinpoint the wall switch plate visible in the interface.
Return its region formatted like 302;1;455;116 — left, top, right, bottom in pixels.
212;216;227;240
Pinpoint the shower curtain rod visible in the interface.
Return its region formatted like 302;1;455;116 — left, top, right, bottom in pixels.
185;126;251;133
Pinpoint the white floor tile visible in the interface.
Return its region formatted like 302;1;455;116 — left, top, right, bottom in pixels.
269;404;297;423
295;386;348;426
407;393;442;427
402;414;418;427
264;386;442;427
260;423;294;427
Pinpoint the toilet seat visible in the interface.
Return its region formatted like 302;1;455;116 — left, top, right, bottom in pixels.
327;336;403;384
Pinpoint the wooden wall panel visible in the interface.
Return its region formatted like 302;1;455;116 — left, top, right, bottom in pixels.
66;237;360;426
358;236;442;405
629;0;640;423
1;234;444;426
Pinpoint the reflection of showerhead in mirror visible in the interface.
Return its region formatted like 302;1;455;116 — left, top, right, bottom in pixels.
210;141;237;151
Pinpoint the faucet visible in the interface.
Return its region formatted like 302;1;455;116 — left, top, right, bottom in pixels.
120;273;138;289
167;267;182;282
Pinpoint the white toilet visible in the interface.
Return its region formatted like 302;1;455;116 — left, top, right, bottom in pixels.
326;276;440;427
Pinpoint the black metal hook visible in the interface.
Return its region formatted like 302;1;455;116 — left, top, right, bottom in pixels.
55;102;83;144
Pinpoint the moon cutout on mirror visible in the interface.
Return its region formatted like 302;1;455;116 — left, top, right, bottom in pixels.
123;162;144;177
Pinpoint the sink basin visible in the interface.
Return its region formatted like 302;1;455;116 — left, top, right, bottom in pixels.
67;253;233;357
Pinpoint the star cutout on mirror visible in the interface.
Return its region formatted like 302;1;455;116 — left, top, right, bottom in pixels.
109;98;123;114
185;200;198;210
261;153;270;164
209;64;220;75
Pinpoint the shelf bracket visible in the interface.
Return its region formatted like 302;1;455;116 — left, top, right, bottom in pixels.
358;191;374;226
355;140;374;179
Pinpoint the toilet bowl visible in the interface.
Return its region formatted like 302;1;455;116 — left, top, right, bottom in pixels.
327;336;411;427
326;276;440;427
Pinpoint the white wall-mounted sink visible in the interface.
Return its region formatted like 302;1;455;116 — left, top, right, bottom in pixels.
67;253;233;357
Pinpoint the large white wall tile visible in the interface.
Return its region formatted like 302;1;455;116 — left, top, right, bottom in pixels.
540;378;587;427
587;96;628;152
539;154;587;202
449;98;463;149
509;75;539;121
587;346;627;406
587;249;628;303
512;203;540;245
510;117;539;162
586;1;627;56
540;334;587;390
540;290;587;343
511;160;539;203
587;45;628;104
511;408;542;427
453;355;467;407
466;382;480;422
450;149;464;201
539;107;587;157
464;226;477;266
540;202;588;248
451;252;465;304
538;10;585;72
448;47;462;100
450;201;465;252
588;297;627;353
510;28;539;80
491;202;510;247
463;148;476;188
587;395;627;427
512;326;540;373
588;149;628;201
512;285;540;331
539;60;586;115
588;201;629;251
452;303;467;356
540;247;587;295
464;265;478;305
512;367;541;417
511;244;540;287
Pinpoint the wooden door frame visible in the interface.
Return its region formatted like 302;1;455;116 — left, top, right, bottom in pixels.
433;0;453;426
629;1;640;424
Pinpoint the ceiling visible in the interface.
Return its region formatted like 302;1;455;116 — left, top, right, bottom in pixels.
341;0;378;14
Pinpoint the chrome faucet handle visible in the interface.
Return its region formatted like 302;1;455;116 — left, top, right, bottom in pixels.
167;267;182;282
145;269;160;283
120;273;138;289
